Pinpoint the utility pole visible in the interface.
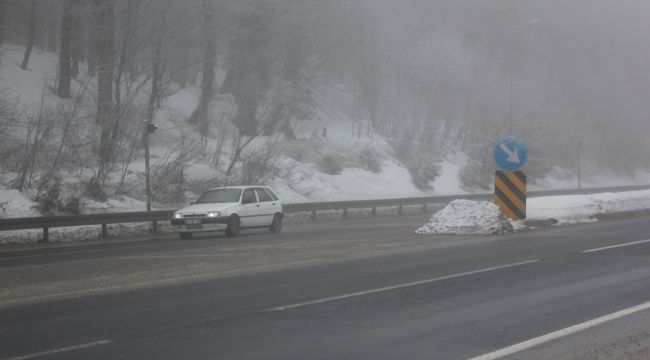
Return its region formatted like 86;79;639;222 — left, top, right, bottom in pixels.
145;30;162;233
144;119;157;232
144;119;151;213
509;74;513;135
577;141;582;189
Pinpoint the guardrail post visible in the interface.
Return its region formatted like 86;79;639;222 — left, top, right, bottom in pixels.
42;227;49;243
342;209;348;219
152;220;158;234
398;205;403;215
101;224;107;239
311;210;317;221
371;207;377;217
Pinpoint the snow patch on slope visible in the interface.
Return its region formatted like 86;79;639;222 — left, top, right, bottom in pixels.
0;187;40;218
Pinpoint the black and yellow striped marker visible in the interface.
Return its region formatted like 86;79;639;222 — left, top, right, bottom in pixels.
494;170;527;220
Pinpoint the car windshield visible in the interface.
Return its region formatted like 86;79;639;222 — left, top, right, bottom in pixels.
195;189;241;204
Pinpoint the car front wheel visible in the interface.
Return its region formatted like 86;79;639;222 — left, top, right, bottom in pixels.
269;213;283;233
225;215;240;237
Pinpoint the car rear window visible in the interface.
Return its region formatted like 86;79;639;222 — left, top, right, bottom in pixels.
256;189;273;202
265;188;279;201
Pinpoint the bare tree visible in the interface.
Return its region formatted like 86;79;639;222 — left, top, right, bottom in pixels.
0;0;5;67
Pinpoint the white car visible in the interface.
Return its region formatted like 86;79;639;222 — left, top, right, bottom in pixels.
172;186;283;239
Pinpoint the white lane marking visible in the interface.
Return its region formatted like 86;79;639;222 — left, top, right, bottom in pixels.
467;300;650;360
581;239;650;253
2;340;112;360
267;260;540;312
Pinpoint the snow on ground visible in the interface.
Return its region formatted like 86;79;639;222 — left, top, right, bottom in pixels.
271;158;427;203
417;190;650;235
0;47;58;106
80;196;148;214
415;199;514;235
0;187;40;218
0;222;173;246
431;160;466;195
527;189;650;224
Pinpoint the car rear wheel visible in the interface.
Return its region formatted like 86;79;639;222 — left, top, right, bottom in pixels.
269;213;283;233
179;232;193;240
225;215;240;237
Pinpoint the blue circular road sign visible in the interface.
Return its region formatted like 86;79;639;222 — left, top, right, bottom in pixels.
493;136;528;171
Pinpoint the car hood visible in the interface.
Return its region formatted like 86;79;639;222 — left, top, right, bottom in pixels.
175;203;238;215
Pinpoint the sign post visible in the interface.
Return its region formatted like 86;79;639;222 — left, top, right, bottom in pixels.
493;137;528;220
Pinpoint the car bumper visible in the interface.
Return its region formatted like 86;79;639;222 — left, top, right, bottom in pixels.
171;216;230;232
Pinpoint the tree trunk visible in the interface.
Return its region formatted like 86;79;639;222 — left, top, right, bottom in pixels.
95;0;114;178
57;0;74;98
85;1;97;77
21;0;36;70
70;5;81;78
281;116;296;140
0;0;6;67
47;14;58;53
188;0;217;141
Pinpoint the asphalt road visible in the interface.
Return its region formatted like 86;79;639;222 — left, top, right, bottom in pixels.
1;214;650;359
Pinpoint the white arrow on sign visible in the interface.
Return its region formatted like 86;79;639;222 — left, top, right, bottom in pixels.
499;143;520;164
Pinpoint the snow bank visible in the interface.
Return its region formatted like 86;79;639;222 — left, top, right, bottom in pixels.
415;199;514;235
528;189;650;224
417;190;650;235
527;195;600;224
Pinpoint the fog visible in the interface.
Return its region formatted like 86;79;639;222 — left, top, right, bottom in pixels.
322;0;650;174
1;0;648;199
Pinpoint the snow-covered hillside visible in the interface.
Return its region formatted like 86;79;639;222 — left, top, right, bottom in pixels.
0;47;465;218
0;47;648;219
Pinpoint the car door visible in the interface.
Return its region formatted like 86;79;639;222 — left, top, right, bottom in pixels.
255;188;275;225
239;189;261;227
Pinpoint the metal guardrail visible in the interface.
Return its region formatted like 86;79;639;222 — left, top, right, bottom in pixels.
0;185;648;242
0;210;175;242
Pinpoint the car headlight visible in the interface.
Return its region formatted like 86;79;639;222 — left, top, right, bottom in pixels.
173;213;183;219
207;211;221;217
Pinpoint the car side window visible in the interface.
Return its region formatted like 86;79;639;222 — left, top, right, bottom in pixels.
242;189;257;204
256;189;273;202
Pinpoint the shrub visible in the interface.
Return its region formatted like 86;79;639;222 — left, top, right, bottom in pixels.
318;154;344;175
359;147;383;174
407;154;441;191
459;157;493;192
85;178;108;202
239;152;276;185
61;197;81;214
35;182;61;215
